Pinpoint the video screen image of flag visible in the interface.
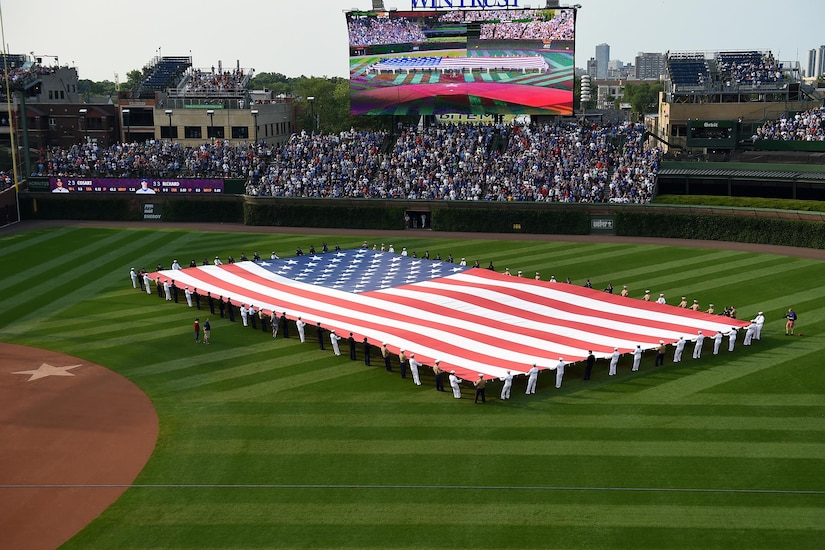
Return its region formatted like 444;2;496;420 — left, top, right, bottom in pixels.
150;250;751;380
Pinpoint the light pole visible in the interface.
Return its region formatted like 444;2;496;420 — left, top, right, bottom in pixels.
250;109;259;142
307;96;315;133
206;109;214;143
78;108;87;143
165;109;173;141
122;108;130;143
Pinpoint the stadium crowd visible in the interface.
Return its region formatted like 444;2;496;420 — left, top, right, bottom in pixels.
347;17;427;46
182;68;249;94
479;11;574;41
32;121;660;203
437;9;542;23
753;107;825;141
31;139;276;179
717;51;783;86
246;121;659;203
0;171;13;191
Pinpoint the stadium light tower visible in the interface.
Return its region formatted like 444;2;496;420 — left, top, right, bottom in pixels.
307;97;316;133
122;109;130;142
78;108;87;143
250;109;259;142
165;109;173;141
206;109;215;143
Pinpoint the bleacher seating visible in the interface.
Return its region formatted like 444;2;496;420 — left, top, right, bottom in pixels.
716;50;781;85
135;56;192;99
667;55;709;86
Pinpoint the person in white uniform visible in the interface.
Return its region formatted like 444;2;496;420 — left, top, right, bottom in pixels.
743;323;756;346
240;305;249;326
525;364;539;394
554;358;565;388
184;287;193;308
692;331;705;359
143;273;152;295
632;345;643;371
713;330;724;354
330;330;342;356
296;317;306;342
129;268;138;288
728;326;738;352
448;371;463;399
609;348;620;375
500;370;513;400
752;312;765;340
673;337;686;362
408;353;422;385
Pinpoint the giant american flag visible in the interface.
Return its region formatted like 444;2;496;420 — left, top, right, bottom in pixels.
150;249;750;380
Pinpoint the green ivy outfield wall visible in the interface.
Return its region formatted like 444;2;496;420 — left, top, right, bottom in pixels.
17;192;825;248
616;210;825;249
243;197;593;234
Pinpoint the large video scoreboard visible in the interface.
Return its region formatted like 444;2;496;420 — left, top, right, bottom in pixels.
48;177;224;194
346;7;575;116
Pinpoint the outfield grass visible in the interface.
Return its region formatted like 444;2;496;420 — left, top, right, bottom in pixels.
1;225;824;549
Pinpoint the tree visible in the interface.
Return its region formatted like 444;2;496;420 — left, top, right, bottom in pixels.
125;70;144;91
249;72;292;96
622;81;663;118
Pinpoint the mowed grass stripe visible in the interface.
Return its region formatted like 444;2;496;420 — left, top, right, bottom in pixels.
181;413;825;432
170;438;825;459
113;502;825;529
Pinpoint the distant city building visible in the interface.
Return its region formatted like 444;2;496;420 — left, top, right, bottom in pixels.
806;49;817;78
635;52;667;80
587;57;598;78
595;43;610;79
816;45;825;78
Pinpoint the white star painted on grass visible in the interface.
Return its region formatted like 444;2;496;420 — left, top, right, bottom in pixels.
13;363;83;381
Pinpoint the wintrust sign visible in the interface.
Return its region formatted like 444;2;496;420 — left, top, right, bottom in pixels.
410;0;521;8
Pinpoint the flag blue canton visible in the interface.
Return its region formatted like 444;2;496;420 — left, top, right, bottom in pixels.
255;250;471;293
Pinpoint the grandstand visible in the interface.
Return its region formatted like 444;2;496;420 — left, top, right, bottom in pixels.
133;56;192;100
666;52;709;87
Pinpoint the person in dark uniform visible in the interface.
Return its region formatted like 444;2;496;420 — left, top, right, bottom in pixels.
227;299;235;322
348;332;357;360
218;296;226;318
363;338;371;365
583;350;595;380
249;306;257;329
432;360;446;391
194;289;201;310
382;343;392;371
398;349;408;379
156;277;163;298
207;292;215;314
316;322;325;350
655;340;666;366
281;312;290;338
260;310;268;333
473;374;487;403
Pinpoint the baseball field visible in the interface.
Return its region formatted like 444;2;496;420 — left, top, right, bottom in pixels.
1;222;823;549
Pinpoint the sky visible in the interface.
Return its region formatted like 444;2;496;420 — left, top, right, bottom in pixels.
2;0;823;82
